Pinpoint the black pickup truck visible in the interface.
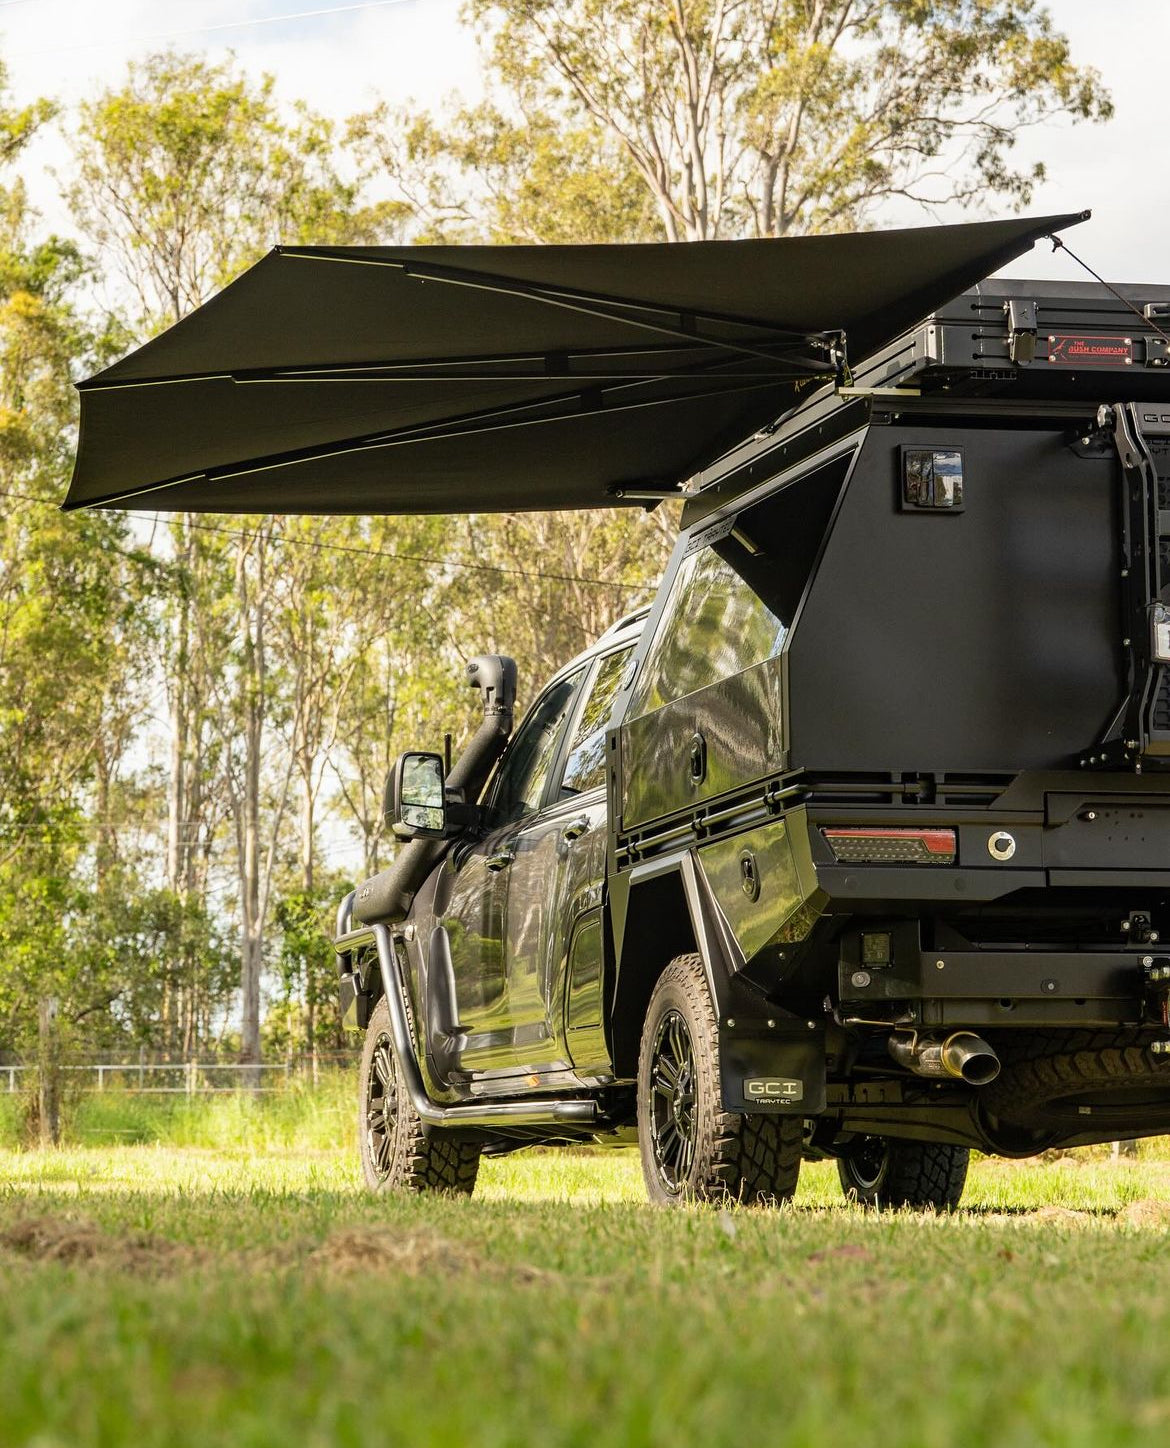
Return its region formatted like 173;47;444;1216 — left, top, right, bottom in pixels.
63;210;1170;1208
334;274;1170;1209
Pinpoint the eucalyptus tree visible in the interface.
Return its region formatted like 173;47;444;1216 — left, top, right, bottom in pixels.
67;51;390;1067
463;0;1112;240
0;61;165;1125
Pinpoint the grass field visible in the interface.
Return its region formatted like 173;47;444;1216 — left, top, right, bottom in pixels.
5;1092;1170;1447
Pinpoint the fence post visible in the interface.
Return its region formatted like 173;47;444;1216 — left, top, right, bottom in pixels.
37;996;61;1147
186;1060;196;1098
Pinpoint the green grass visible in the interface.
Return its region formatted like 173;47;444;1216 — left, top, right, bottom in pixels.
4;1133;1170;1447
0;1071;356;1151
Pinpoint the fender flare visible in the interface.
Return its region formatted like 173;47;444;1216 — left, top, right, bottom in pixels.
617;850;826;1114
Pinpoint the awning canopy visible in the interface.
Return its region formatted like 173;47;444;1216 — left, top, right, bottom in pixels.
63;212;1087;515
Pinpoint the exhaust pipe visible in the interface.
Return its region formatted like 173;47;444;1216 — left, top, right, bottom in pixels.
888;1030;1000;1086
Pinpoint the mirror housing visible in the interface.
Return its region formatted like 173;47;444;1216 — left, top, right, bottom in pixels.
387;751;448;840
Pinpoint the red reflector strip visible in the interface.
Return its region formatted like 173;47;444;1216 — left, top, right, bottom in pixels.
822;827;957;865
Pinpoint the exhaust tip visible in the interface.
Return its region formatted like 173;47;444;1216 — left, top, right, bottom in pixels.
957;1054;1000;1087
944;1032;1001;1086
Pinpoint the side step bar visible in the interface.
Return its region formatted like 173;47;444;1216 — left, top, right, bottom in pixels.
337;920;599;1131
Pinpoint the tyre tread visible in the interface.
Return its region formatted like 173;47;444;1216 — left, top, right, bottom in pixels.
984;1030;1170;1134
638;953;802;1206
359;997;481;1195
839;1139;968;1210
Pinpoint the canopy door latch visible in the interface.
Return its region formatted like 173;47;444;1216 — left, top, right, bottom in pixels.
1005;297;1038;364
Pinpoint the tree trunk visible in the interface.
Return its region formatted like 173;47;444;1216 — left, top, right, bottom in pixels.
300;753;319;1081
237;531;267;1089
167;518;192;896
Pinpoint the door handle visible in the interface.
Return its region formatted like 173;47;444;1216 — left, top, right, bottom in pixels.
485;850;515;872
561;817;590;844
688;731;707;786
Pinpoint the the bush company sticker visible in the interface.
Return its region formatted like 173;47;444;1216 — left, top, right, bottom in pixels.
1046;333;1134;366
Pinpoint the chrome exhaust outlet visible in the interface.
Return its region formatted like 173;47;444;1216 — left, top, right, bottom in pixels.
888;1030;1000;1086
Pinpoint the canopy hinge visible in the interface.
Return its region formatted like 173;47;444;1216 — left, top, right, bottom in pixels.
1087;403;1170;770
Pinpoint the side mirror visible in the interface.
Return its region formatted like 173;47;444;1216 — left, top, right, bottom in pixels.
387;751;448;840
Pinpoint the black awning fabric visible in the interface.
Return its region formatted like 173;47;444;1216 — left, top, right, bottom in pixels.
64;212;1087;515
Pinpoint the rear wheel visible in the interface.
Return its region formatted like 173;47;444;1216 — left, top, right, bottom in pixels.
837;1136;969;1210
358;997;481;1194
637;953;802;1207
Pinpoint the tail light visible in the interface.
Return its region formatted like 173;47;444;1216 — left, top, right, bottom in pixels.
822;827;956;866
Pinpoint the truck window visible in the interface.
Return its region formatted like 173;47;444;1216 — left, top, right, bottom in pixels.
560;645;635;796
628;453;849;718
488;670;584;823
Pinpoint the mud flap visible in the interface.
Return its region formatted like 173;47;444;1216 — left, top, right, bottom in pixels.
679;850;826;1114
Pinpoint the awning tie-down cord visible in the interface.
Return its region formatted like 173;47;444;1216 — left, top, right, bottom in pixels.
1047;233;1170;349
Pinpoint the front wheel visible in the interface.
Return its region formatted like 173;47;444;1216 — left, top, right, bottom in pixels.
636;953;802;1207
837;1136;968;1210
358;996;481;1194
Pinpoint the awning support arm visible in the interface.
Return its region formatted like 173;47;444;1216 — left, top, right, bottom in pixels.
79;345;836;392
276;245;841;370
71;373;809;510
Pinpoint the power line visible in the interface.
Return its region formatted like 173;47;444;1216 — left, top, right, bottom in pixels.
0;488;650;593
9;0;421;57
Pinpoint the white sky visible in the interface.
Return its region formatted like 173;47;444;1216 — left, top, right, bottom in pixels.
0;0;1162;283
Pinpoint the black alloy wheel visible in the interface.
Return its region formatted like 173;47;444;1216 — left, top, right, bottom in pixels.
636;953;803;1207
357;996;481;1194
648;1009;699;1194
364;1032;398;1183
839;1135;888;1194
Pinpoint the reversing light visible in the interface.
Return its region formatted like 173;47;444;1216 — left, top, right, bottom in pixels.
822;827;956;866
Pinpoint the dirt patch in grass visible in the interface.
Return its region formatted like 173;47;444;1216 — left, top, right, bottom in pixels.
309;1225;554;1285
806;1243;874;1264
1028;1204;1096;1224
0;1214;198;1273
974;1204;1100;1226
1116;1198;1170;1228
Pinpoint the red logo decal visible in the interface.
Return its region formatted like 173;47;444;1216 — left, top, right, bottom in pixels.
1047;334;1133;367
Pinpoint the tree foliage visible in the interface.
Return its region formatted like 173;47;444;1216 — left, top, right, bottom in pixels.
67;49;386;331
0;10;1117;1076
456;0;1111;239
347;100;665;243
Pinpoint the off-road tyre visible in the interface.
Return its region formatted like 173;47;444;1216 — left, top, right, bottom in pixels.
636;953;803;1207
359;996;480;1194
837;1137;969;1211
981;1030;1170;1138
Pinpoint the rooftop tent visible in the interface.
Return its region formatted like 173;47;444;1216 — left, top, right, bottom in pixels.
63;212;1088;516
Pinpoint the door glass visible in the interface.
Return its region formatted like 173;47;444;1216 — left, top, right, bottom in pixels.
489;671;583;824
560;645;634;796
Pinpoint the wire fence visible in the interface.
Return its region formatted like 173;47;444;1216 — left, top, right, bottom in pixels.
1;1058;356;1096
